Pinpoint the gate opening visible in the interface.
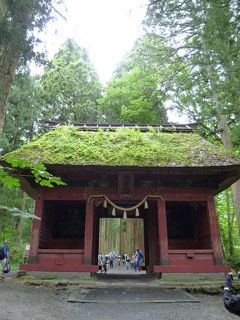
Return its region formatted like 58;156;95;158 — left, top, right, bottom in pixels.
98;217;145;275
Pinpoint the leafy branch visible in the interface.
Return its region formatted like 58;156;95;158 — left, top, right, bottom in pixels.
1;155;65;188
0;205;40;220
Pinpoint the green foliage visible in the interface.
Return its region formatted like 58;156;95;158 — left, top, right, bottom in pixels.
0;0;56;67
145;0;240;242
6;126;239;167
145;0;240;145
0;186;33;266
0;156;63;265
0;166;19;187
10;242;29;268
41;38;102;124
39;273;60;280
0;0;61;132
98;34;169;124
1;72;43;154
216;189;240;258
4;155;65;187
1;0;240;270
0;205;39;220
225;255;240;272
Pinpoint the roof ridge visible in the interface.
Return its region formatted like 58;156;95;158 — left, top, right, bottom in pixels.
43;121;198;133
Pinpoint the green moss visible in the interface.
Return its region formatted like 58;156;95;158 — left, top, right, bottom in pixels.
5;126;240;167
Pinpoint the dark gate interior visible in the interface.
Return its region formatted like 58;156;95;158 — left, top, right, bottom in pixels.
166;201;211;250
39;200;86;249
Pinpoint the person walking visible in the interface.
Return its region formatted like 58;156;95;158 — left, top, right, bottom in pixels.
3;242;10;260
117;255;121;266
109;253;114;269
134;248;144;272
130;253;135;269
102;256;107;274
125;254;131;270
0;241;9;280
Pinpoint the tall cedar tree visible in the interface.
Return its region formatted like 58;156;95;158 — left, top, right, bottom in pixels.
98;34;169;124
146;0;240;236
41;39;102;124
0;0;58;132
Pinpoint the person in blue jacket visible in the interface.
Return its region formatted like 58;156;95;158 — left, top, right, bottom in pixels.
0;241;10;280
3;241;9;260
134;249;144;272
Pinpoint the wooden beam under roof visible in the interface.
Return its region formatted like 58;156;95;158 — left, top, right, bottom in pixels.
43;121;198;133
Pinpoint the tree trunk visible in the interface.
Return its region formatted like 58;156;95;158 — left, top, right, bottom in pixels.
0;48;17;133
17;190;27;247
0;0;7;23
232;181;240;237
226;189;234;256
202;40;240;237
0;2;33;133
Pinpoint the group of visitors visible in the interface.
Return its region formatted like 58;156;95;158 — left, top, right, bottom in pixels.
121;249;144;272
98;249;144;274
98;252;116;274
0;241;10;280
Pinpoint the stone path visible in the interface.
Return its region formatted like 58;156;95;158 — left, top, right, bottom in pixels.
1;262;238;320
67;287;200;303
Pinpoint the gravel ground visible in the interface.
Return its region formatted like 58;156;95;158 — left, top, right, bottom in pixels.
0;279;237;320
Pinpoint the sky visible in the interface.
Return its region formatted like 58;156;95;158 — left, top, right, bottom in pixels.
39;0;188;123
40;0;148;84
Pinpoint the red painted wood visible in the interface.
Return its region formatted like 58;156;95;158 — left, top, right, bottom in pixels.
130;188;209;202
92;211;99;265
21;250;87;271
19;177;37;199
28;194;44;259
22;170;227;273
38;249;84;254
43;187;88;200
83;199;94;264
168;249;213;254
168;254;214;264
157;199;168;264
47;239;84;249
37;253;84;264
164;193;208;201
207;193;224;263
41;185;210;202
166;249;226;273
146;202;159;270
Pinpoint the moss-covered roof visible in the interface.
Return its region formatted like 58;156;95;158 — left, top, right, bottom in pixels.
5;126;240;167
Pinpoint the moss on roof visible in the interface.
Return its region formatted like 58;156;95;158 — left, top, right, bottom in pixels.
5;126;240;167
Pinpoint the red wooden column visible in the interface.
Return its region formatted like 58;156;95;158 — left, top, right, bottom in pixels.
28;193;44;263
157;198;168;265
207;193;224;265
84;199;94;264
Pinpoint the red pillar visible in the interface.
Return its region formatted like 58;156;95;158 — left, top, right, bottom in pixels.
28;193;44;263
157;198;168;265
84;199;94;264
207;193;224;265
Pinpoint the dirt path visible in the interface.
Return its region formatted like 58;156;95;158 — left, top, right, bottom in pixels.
0;278;237;320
